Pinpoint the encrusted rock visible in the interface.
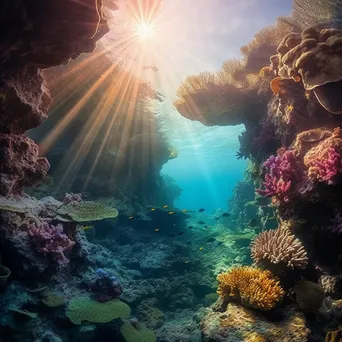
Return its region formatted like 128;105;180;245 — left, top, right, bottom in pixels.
0;134;49;195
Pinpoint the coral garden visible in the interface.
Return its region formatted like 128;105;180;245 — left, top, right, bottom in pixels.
2;0;342;341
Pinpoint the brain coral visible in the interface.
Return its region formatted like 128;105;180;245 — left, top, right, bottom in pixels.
56;201;118;222
217;266;284;311
251;227;308;271
66;297;130;324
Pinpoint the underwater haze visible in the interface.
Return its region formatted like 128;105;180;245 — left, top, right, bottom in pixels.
3;0;342;341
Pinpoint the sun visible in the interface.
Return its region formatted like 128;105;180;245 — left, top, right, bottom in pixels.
134;21;156;40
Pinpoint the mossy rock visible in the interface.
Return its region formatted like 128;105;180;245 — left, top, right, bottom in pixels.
120;322;156;342
57;201;118;222
66;297;130;324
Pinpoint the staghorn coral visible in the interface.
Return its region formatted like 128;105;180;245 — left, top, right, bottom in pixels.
250;226;308;271
256;149;301;202
217;266;284;311
274;26;342;114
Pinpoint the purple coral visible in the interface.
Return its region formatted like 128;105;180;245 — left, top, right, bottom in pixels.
256;150;301;202
63;192;82;205
27;221;75;266
328;213;342;234
307;147;342;185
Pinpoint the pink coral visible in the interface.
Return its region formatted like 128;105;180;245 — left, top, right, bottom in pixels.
328;213;342;234
307;147;342;185
256;150;301;202
27;221;75;266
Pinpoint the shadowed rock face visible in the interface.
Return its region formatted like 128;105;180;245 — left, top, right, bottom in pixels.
0;0;109;195
174;84;265;129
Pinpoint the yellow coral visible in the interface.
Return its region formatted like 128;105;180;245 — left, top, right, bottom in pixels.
217;267;284;311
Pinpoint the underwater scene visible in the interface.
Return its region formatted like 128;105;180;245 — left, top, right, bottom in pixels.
3;0;342;341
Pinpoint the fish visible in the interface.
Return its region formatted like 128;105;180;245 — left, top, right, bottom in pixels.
163;205;168;209
83;225;94;231
128;216;134;220
198;208;205;212
198;221;205;225
168;211;175;215
222;213;230;217
207;237;216;243
178;231;185;236
150;208;156;211
154;228;160;232
188;226;194;230
199;247;204;251
184;260;189;264
182;209;187;213
248;218;257;227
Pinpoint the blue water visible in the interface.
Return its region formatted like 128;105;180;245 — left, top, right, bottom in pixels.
161;107;247;212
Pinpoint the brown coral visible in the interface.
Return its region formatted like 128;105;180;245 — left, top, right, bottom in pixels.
201;303;310;342
250;227;308;271
217;266;284;311
293;280;325;313
0;134;49;195
274;27;342;114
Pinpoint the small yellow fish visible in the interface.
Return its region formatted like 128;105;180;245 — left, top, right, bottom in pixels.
199;247;204;251
168;211;175;215
129;216;134;220
150;208;156;211
154;228;160;232
182;209;187;213
286;105;294;112
163;205;168;209
83;225;94;231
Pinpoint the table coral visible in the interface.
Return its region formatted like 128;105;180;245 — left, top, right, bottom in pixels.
66;296;131;324
250;226;308;271
217;266;284;311
56;201;118;222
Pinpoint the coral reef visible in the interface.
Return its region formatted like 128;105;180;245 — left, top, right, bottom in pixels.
250;226;308;272
217;266;284;310
201;303;310;342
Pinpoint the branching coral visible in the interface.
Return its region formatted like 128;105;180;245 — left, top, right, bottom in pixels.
27;221;75;266
251;227;308;270
306;147;342;184
217;266;284;311
256;150;301;202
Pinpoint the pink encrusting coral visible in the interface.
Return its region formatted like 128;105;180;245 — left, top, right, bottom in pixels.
256;150;301;202
27;221;75;266
307;147;342;185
